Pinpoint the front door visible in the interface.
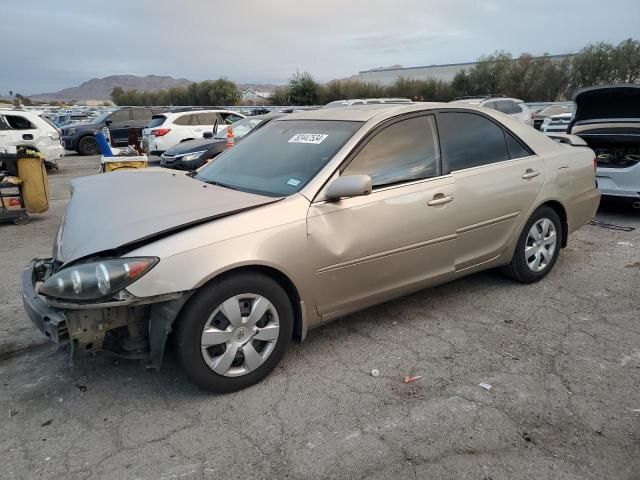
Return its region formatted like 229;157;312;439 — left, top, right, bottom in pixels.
436;111;545;271
307;114;457;318
106;109;133;146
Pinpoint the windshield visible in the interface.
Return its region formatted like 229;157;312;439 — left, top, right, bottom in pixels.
91;111;111;124
196;119;362;197
214;117;263;139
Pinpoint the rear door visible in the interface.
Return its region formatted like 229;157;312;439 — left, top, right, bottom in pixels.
307;113;456;317
0;115;13;148
436;111;545;271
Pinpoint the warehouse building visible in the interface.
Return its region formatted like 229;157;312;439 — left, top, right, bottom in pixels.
359;54;573;85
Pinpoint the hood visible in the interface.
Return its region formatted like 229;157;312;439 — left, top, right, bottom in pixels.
57;168;278;264
573;84;640;123
164;137;225;156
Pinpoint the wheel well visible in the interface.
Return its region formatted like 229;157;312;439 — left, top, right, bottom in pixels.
180;138;194;143
208;265;304;341
539;200;568;247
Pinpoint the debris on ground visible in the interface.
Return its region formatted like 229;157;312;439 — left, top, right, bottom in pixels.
589;219;635;232
41;419;52;427
75;383;88;395
504;318;514;324
9;409;17;418
403;375;422;383
626;262;640;268
439;376;452;384
370;369;380;377
479;382;492;391
617;241;633;247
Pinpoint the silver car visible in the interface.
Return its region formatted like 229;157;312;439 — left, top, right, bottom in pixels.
569;84;640;207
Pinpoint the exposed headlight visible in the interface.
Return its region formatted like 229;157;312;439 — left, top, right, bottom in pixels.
39;257;158;302
177;150;206;162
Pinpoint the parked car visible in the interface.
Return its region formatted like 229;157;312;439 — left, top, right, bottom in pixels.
323;98;412;108
541;112;572;134
568;84;640;206
142;109;245;154
60;107;165;156
160;113;283;170
51;113;94;128
23;103;599;392
0;109;64;161
452;96;533;126
531;104;573;130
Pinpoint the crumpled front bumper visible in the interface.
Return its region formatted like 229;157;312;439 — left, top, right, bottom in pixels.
21;260;69;345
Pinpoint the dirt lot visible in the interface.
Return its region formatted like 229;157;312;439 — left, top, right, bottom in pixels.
1;154;639;480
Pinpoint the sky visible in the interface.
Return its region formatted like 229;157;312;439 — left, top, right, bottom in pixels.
1;0;639;94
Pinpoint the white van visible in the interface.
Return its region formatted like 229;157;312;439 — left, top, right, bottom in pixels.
0;109;65;161
142;109;245;154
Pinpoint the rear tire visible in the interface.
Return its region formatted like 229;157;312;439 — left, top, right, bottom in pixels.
174;272;293;393
501;206;563;283
78;136;99;156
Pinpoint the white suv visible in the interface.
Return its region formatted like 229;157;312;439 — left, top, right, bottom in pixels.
451;97;533;126
143;109;245;154
0;109;65;161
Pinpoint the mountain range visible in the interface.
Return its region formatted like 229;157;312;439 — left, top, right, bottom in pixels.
29;75;281;102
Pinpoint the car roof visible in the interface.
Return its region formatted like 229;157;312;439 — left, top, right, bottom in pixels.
280;103;446;122
163;109;239;117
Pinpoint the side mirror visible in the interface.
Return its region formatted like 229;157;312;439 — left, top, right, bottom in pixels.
325;175;372;200
203;131;213;139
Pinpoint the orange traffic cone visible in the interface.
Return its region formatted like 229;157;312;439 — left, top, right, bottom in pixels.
226;126;235;148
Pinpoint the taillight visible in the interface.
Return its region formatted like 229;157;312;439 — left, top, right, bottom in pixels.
153;128;171;137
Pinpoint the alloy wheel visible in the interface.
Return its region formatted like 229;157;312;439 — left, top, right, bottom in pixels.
525;218;557;272
200;294;280;377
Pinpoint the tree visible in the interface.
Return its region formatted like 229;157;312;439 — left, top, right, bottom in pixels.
270;86;290;105
288;71;319;106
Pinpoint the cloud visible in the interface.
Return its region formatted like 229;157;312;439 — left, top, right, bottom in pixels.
0;0;638;94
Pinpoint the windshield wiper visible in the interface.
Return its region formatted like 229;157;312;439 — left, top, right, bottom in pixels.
205;180;241;191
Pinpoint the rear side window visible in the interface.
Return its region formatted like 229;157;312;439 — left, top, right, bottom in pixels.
132;109;153;122
343;115;440;187
438;112;509;172
505;132;532;159
148;115;167;128
0;116;9;130
174;114;192;126
196;112;220;125
5;115;35;130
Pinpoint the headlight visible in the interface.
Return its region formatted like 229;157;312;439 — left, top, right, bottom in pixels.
178;150;206;162
39;257;158;302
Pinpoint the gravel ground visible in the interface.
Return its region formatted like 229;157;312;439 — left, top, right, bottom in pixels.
1;154;639;480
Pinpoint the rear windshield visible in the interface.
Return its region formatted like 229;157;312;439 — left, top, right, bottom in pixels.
196;120;362;197
148;115;167;128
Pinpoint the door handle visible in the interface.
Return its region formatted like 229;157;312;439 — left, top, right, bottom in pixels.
22;134;34;140
522;169;540;179
427;194;454;206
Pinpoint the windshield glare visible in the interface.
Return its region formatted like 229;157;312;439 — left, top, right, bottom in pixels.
214;117;263;139
196;119;362;197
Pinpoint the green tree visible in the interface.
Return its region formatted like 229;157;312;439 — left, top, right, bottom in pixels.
288;71;319;105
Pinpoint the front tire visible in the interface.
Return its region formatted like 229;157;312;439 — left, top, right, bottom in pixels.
78;136;99;156
502;206;563;283
174;272;293;393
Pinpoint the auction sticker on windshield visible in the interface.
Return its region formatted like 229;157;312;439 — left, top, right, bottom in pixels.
288;133;328;144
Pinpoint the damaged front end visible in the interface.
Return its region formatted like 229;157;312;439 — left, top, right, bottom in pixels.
22;258;191;368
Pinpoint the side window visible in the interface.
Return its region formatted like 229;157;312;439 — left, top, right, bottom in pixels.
343;115;440;187
132;109;153;122
505;131;532;159
189;115;200;126
5;115;35;130
0;116;10;130
196;113;218;125
173;114;192;126
108;110;130;123
221;113;243;125
438;112;509;172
